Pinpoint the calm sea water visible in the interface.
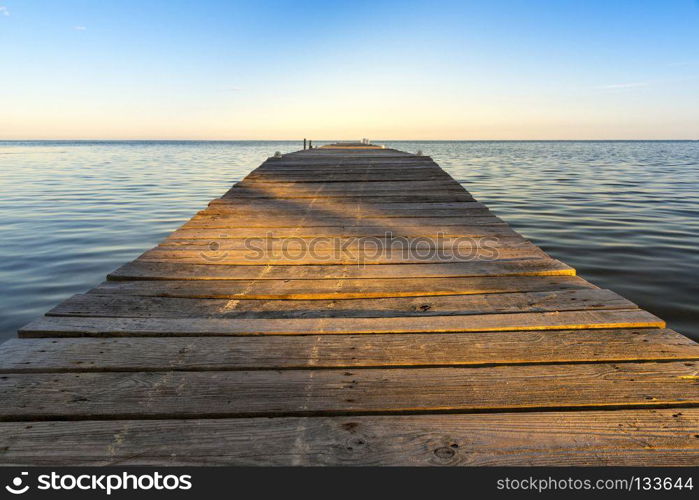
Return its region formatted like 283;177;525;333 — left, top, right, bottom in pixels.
1;141;697;342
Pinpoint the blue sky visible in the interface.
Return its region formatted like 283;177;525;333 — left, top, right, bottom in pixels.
1;0;698;139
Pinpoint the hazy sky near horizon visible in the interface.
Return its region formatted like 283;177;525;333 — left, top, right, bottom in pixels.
2;0;699;139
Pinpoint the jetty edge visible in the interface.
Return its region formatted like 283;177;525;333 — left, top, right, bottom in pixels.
1;142;698;466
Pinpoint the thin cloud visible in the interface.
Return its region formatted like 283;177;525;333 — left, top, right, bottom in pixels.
0;6;10;16
74;26;87;31
220;87;242;92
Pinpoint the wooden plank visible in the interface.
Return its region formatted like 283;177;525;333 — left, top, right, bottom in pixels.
240;171;454;178
108;259;576;280
248;162;442;168
284;150;411;155
227;179;468;188
249;170;448;177
240;175;453;183
229;180;462;187
226;192;471;201
208;201;482;211
252;164;441;171
232;176;466;184
2;329;697;373
259;158;434;162
194;207;493;220
232;178;462;186
46;288;632;319
2;409;698;465
246;164;444;170
95;275;593;299
193;208;494;218
0;362;696;420
244;168;447;173
18;309;663;337
137;246;547;265
224;192;471;200
220;194;474;202
251;163;442;168
167;225;518;239
181;216;507;228
154;235;532;250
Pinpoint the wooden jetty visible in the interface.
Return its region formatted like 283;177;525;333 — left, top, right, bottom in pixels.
1;142;699;465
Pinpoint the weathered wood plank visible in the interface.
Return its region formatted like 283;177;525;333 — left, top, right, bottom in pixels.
167;225;518;239
18;309;663;337
0;362;696;420
2;409;698;465
208;197;479;205
2;329;697;373
154;235;531;250
108;259;575;280
283;150;412;156
242;174;453;182
199;208;487;218
46;288;632;319
95;275;593;299
253;161;440;168
193;208;494;218
230;179;464;189
239;166;451;172
138;246;547;265
241;177;454;184
223;190;475;200
181;216;507;228
225;192;471;200
250;162;439;168
254;166;442;170
232;172;458;180
247;164;444;170
208;201;482;211
245;173;452;180
228;180;462;188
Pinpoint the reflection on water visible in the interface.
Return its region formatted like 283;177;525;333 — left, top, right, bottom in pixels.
1;141;697;341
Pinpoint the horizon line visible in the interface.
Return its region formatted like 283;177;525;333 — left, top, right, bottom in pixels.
1;138;698;142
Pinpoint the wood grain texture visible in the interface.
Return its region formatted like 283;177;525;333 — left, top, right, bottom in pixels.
167;224;518;239
227;180;465;193
154;234;530;250
223;191;470;200
46;288;633;319
181;216;507;228
238;175;452;182
18;309;663;338
223;195;474;204
192;208;494;219
108;259;576;280
92;275;595;299
138;247;548;265
205;201;485;211
207;200;481;211
2;329;697;373
1;362;697;420
2;409;698;465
